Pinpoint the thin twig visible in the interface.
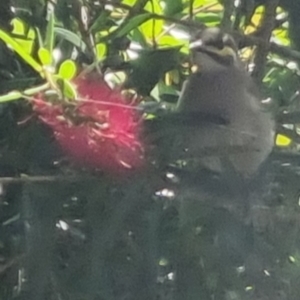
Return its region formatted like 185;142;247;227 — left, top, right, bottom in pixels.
0;175;89;184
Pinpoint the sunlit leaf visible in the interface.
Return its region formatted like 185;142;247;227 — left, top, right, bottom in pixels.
0;29;42;75
140;0;163;42
38;47;52;65
58;60;77;80
89;10;111;33
276;134;292;147
11;18;35;54
122;0;138;6
116;13;152;37
273;28;290;46
96;43;107;60
196;12;221;25
44;9;55;52
54;77;77;100
157;35;185;47
193;0;216;6
245;5;264;34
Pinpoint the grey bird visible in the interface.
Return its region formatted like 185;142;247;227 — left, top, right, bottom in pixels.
167;27;274;177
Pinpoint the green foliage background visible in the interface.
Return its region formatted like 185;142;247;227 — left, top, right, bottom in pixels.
1;0;300;300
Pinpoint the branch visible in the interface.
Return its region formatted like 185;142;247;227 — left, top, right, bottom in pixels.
220;0;235;30
252;0;280;83
235;31;300;63
0;175;93;184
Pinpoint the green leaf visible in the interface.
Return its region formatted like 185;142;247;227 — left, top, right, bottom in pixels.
115;13;152;38
95;43;107;60
193;0;215;7
140;0;163;40
38;47;52;65
164;0;183;16
0;82;49;102
55;77;77;100
0;90;23;102
122;0;138;6
195;12;221;24
89;10;111;33
131;28;148;47
11;18;36;55
44;9;55;52
62;80;77;99
54;27;88;53
0;29;42;75
58;59;77;80
158;35;186;47
125;47;181;95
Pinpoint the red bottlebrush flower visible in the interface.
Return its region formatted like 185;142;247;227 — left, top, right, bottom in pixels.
32;76;144;174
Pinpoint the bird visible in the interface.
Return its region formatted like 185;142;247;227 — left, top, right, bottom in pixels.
153;27;274;178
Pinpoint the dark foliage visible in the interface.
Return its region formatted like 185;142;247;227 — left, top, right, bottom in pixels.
1;1;300;300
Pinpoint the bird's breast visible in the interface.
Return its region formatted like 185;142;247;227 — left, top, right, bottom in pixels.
177;69;246;118
175;67;274;176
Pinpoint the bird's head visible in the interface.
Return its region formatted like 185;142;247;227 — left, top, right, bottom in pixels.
190;27;240;71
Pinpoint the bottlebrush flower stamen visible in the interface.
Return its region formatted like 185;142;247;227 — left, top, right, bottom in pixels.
32;76;144;173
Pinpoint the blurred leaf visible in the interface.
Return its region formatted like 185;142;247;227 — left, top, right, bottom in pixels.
140;0;164;43
125;47;181;95
245;5;264;34
116;13;152;38
58;59;77;80
164;0;183;16
63;79;77;99
165;69;180;85
0;90;23;103
193;0;216;6
0;28;42;75
44;9;55;52
131;28;148;47
122;0;139;6
38;47;52;65
192;0;220;10
95;43;107;60
55;77;77;100
195;12;222;25
54;27;88;53
11;18;36;55
263;64;299;104
11;18;27;35
157;35;186;47
89;10;111;33
276;134;292;147
273;28;290;47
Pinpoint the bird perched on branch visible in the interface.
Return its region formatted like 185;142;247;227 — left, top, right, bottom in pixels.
149;27;274;178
